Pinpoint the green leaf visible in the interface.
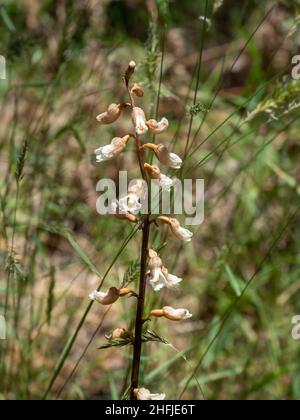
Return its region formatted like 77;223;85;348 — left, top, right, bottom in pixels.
225;264;242;297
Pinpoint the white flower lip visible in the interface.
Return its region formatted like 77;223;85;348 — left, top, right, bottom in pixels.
163;306;192;321
134;387;166;400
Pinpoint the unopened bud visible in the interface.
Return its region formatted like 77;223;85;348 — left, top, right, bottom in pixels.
125;61;136;84
131;83;144;97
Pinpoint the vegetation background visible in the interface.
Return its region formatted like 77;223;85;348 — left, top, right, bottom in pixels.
1;0;300;400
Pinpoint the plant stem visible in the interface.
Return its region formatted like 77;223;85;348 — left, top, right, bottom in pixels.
130;214;150;398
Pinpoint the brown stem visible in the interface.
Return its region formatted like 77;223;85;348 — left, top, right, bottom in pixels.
130;215;150;399
124;70;151;399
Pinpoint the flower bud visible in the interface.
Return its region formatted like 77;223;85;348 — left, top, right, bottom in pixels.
131;83;144;98
105;328;131;341
125;61;136;83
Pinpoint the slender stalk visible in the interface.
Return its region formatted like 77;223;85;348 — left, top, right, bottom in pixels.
130;215;150;398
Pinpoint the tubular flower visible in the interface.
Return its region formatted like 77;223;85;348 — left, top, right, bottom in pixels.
96;103;125;125
146;117;169;134
147;249;182;291
132;107;148;135
131;83;144;97
150;306;192;321
89;287;136;306
144;163;174;191
105;328;132;341
142;143;182;169
95;135;130;163
133;388;166;401
89;287;120;305
158;216;193;242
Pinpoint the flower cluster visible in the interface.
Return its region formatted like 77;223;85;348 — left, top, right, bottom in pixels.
90;61;194;400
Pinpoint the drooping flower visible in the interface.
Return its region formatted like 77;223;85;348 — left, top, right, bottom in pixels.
150;306;192;321
147;249;182;291
89;287;137;306
144;163;174;191
158;216;193;242
146;117;169;134
142;143;182;169
96;103;126;125
133;387;166;400
161;267;182;289
132;107;148;135
89;287;120;305
95;135;130;163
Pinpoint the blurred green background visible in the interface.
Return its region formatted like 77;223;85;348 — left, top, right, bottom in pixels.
1;0;300;400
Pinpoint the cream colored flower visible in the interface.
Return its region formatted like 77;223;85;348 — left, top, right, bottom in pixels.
89;287;120;305
142;143;182;169
95;135;130;163
146;117;169;134
132;107;148;135
147;249;182;291
96;103;124;125
158;216;193;242
144;163;174;191
150;306;192;321
110;200;137;223
133;387;166;400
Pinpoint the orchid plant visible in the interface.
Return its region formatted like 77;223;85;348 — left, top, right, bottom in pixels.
90;61;193;400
